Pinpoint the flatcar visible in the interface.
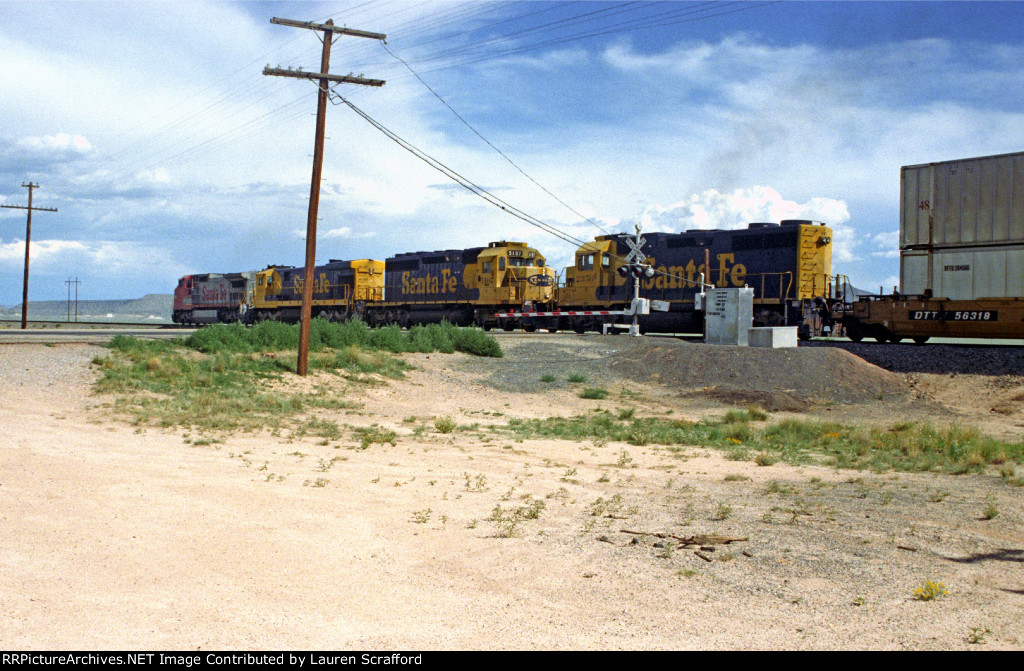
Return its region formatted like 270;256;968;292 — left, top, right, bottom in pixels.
514;220;839;336
839;150;1024;344
841;294;1024;344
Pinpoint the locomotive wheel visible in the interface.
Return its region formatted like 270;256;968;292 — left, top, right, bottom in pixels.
845;323;864;343
523;324;537;333
912;336;930;345
887;333;904;343
502;323;515;332
546;327;558;333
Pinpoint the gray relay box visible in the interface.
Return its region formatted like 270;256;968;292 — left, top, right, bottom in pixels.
703;287;754;346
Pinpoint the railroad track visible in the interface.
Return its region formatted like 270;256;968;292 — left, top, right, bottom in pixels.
0;326;195;345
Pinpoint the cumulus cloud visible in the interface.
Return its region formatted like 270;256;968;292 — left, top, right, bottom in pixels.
4;5;1024;303
0;238;88;265
1;133;95;173
617;186;857;263
869;230;901;258
0;237;192;300
634;186;847;231
13;133;93;156
322;226;376;240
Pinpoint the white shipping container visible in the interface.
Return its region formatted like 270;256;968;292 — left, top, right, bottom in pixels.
900;245;1024;300
901;150;1024;249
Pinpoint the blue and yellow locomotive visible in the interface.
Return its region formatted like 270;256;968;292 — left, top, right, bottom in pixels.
528;219;838;336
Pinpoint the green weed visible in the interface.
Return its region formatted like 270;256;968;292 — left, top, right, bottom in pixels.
434;416;457;434
499;412;1024;475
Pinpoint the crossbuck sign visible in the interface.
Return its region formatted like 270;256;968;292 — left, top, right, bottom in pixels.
624;233;646;265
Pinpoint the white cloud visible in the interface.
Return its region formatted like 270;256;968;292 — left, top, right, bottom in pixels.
13;133;93;156
869;230;901;258
0;238;88;265
3;4;1024;303
322;226;376;240
622;186;856;263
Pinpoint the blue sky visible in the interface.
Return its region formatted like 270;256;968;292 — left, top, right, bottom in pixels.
2;0;1024;303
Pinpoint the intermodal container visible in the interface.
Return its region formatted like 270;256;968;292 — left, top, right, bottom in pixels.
900;150;1024;249
900;245;1024;300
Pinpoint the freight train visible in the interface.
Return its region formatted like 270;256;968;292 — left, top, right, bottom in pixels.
174;240;558;328
173;220;841;337
838;150;1024;343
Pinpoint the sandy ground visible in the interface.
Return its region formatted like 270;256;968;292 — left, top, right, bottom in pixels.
1;337;1022;650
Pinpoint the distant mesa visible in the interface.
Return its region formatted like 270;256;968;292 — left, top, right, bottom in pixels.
0;294;173;322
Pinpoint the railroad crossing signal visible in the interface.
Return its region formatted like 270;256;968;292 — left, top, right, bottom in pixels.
624;234;647;265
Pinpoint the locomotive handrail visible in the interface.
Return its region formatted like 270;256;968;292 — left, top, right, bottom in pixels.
744;271;794;302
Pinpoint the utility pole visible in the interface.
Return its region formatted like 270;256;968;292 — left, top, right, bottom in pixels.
264;17;385;376
66;277;80;322
1;183;57;329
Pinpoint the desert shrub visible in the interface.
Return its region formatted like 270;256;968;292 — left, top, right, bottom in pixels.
247;320;298;352
452;326;503;357
367;324;408;353
408;323;456;354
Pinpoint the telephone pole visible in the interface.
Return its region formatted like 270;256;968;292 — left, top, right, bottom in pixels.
66;277;81;322
264;17;385;376
1;182;58;329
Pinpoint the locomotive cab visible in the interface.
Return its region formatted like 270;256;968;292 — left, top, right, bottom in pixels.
559;238;623;305
251;266;284;308
472;241;556;308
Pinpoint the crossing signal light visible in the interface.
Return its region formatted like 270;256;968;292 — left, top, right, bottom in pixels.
618;264;655;279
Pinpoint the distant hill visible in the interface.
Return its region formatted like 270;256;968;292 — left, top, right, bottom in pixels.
0;294;173;322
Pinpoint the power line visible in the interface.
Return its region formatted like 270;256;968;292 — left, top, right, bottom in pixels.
69;2;778;215
1;182;58;329
332;90;710;289
383;41;611;236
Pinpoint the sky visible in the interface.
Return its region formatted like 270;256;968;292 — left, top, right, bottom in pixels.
2;0;1024;304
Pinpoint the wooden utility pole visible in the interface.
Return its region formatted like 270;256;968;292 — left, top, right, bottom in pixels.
66;277;81;322
264;17;385;376
1;182;57;329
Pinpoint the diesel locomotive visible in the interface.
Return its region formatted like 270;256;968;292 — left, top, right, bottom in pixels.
172;270;256;325
172;240;558;329
250;259;384;323
173;222;840;336
371;241;557;328
512;219;839;337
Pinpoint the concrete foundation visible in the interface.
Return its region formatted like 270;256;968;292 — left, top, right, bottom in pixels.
747;326;798;348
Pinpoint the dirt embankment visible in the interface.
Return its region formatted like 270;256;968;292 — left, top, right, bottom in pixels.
1;337;1022;650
